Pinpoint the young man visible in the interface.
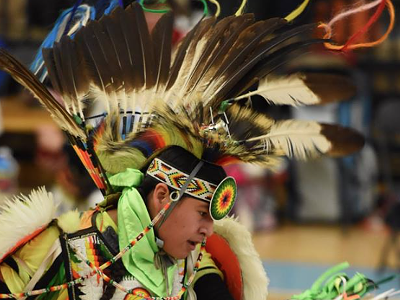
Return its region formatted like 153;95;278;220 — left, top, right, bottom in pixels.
0;0;381;299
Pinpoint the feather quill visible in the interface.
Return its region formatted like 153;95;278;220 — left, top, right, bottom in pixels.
0;49;85;139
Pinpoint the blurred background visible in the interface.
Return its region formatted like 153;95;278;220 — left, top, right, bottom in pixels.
0;0;400;299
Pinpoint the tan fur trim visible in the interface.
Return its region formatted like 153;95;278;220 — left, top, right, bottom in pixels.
0;187;56;259
57;210;81;233
213;216;269;300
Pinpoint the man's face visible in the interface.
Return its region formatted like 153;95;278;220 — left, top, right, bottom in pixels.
157;197;214;259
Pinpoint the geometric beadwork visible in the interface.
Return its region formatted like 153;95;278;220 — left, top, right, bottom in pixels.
147;158;217;202
209;176;237;220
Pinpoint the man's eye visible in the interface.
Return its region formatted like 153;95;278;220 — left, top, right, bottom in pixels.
199;211;207;217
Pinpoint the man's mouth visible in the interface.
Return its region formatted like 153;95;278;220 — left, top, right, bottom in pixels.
187;240;198;250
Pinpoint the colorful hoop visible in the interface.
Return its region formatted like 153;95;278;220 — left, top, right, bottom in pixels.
209;177;237;220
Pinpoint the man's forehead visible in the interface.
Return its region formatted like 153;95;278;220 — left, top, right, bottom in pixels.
190;199;209;209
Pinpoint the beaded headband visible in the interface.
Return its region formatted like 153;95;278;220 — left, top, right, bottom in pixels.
147;158;217;201
146;157;237;220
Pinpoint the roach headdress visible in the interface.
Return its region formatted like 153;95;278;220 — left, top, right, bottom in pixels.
0;2;363;203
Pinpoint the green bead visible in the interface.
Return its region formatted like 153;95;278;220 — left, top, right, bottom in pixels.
73;114;83;125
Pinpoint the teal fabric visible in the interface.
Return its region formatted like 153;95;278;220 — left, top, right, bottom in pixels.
110;168;177;296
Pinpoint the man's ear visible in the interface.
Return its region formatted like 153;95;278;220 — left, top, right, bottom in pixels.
147;183;170;219
153;183;170;206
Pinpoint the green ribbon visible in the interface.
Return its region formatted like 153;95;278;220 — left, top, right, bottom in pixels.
109;168;177;296
290;262;375;300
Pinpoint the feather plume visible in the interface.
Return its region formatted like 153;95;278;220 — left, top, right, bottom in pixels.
91;21;124;91
0;187;56;262
243;120;364;160
42;48;64;99
1;3;364;177
57;210;81;233
235;73;356;105
77;22;114;93
199;104;364;167
246;120;332;159
0;49;85;139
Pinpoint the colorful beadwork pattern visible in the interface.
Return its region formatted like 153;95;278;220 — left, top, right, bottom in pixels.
147;158;217;201
209;177;237;220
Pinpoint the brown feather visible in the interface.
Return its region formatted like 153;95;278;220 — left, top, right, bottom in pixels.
184;14;255;108
74;23;113;95
302;73;357;104
42;48;63;96
322;124;365;156
0;49;85;139
226;39;325;98
126;3;155;89
182;16;234;96
151;11;174;90
209;22;315;105
165;16;207;91
103;7;135;93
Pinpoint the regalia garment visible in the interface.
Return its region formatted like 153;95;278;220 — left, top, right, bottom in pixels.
0;0;395;299
0;185;265;300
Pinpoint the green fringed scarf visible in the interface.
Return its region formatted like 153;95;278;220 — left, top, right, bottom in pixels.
109;168;177;296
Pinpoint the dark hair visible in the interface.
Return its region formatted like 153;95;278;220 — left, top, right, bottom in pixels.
137;146;227;201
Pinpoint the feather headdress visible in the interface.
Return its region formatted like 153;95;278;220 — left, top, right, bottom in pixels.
0;3;363;194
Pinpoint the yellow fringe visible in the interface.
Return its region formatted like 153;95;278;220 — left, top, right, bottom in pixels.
285;0;310;22
235;0;247;16
208;0;221;17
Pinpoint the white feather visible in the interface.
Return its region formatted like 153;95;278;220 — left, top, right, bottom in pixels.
0;187;56;260
235;74;320;106
248;120;331;160
213;216;269;300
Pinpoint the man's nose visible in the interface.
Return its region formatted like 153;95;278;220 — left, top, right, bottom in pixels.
200;219;214;237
